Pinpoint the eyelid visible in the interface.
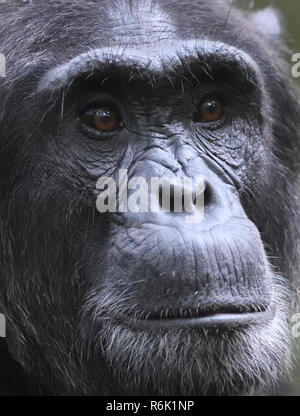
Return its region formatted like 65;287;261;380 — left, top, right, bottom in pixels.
75;89;125;116
191;82;230;106
79;100;119;115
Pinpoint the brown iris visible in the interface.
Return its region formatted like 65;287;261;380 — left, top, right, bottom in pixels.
80;105;121;132
195;97;224;123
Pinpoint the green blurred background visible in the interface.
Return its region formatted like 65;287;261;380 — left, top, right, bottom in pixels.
237;0;300;50
256;0;300;46
237;0;300;395
237;0;300;85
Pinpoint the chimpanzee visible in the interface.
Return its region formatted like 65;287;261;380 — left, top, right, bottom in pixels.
0;0;299;395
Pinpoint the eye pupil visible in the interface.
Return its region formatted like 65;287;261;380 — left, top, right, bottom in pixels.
98;109;110;120
194;97;224;123
80;105;121;133
204;101;218;113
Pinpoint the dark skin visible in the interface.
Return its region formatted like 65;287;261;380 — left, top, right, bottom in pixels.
0;0;299;395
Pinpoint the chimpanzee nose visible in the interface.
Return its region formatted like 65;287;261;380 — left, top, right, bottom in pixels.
157;177;207;222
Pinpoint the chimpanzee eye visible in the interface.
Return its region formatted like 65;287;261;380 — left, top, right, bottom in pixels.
194;97;224;123
80;104;122;132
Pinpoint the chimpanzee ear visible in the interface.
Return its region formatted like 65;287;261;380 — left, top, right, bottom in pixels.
249;7;282;38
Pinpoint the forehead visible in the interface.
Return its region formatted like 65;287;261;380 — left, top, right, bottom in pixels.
10;0;265;96
106;0;177;46
9;0;245;68
35;3;264;96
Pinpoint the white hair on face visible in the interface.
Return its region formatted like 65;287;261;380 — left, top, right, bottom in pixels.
81;273;293;395
107;0;177;46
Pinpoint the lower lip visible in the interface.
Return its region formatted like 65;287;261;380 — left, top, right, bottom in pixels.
122;309;275;329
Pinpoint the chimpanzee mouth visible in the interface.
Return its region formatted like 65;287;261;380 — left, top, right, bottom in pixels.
121;305;275;329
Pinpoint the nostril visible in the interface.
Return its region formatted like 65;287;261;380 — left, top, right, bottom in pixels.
159;184;185;213
201;182;212;207
158;180;210;213
169;186;175;213
158;184;163;209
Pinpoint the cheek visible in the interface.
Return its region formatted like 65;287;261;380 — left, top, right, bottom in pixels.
193;123;264;183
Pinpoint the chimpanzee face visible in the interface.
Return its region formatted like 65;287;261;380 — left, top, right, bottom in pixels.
0;0;299;396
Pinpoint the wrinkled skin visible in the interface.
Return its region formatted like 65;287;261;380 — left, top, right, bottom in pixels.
0;0;299;396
